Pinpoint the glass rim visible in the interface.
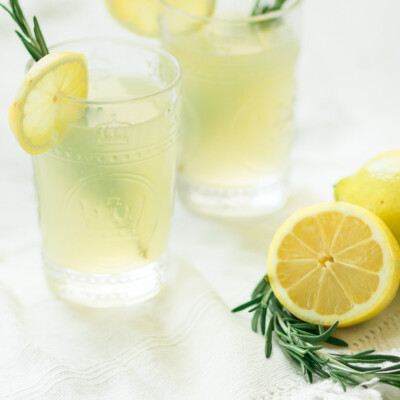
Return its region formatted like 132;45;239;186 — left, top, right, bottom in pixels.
159;0;302;23
28;37;182;105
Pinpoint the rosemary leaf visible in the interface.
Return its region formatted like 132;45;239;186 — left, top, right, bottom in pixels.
378;363;400;372
251;278;268;299
10;0;31;37
261;287;273;307
291;322;317;330
260;307;267;335
248;304;261;313
265;317;274;357
295;321;339;343
306;369;313;383
281;342;309;356
0;3;15;22
1;0;49;60
251;308;262;333
232;274;400;391
325;336;348;347
270;0;287;12
33;16;48;56
15;30;41;61
232;296;262;312
252;0;289;16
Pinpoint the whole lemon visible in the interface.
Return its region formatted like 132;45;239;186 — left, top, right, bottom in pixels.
334;150;400;243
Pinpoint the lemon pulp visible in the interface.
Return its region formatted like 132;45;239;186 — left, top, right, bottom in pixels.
268;202;400;327
8;52;88;155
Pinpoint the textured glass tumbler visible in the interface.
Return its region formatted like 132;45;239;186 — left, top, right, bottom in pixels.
32;39;181;307
160;1;302;217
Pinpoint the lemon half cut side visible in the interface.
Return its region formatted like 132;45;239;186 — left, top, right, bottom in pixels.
8;52;89;155
268;202;400;327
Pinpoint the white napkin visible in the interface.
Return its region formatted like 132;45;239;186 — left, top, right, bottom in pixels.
0;250;398;400
0;253;294;399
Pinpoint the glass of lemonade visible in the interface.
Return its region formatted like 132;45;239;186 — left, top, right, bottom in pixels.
32;39;181;307
159;0;302;217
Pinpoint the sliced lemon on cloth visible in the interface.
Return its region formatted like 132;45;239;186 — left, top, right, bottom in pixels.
8;52;88;155
268;202;400;327
104;0;216;37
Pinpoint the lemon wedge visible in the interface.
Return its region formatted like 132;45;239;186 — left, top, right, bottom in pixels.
268;202;400;327
104;0;215;37
8;52;88;155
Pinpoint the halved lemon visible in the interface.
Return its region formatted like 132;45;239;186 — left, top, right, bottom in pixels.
8;52;88;155
104;0;215;37
268;202;400;327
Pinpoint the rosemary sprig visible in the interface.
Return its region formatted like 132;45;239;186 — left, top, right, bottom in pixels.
233;275;400;390
0;0;48;61
252;0;290;16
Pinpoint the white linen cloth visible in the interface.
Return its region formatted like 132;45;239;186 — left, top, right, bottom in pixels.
1;0;400;398
1;250;400;400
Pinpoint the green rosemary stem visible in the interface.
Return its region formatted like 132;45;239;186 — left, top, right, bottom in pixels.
233;275;400;390
0;0;49;61
270;0;287;12
252;0;290;16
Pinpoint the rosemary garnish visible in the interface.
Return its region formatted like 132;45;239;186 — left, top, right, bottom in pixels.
233;275;400;390
252;0;290;16
0;0;48;61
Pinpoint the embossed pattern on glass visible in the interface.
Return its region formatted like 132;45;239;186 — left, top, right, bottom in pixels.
160;1;302;217
32;39;181;307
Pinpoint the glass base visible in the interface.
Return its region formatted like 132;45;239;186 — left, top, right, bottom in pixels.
43;254;169;308
178;176;289;218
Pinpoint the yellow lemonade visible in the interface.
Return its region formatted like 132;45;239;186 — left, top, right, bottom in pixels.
160;3;302;215
175;32;298;186
33;76;179;275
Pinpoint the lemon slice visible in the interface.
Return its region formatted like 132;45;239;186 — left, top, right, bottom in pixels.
104;0;215;37
8;52;88;155
268;202;400;327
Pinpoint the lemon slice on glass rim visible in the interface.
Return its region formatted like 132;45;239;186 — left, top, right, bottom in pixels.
104;0;216;37
267;202;400;327
8;52;89;155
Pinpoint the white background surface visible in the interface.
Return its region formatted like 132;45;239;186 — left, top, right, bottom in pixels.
1;1;400;399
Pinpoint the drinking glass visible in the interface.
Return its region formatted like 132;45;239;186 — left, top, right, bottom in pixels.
32;39;181;307
159;0;302;217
